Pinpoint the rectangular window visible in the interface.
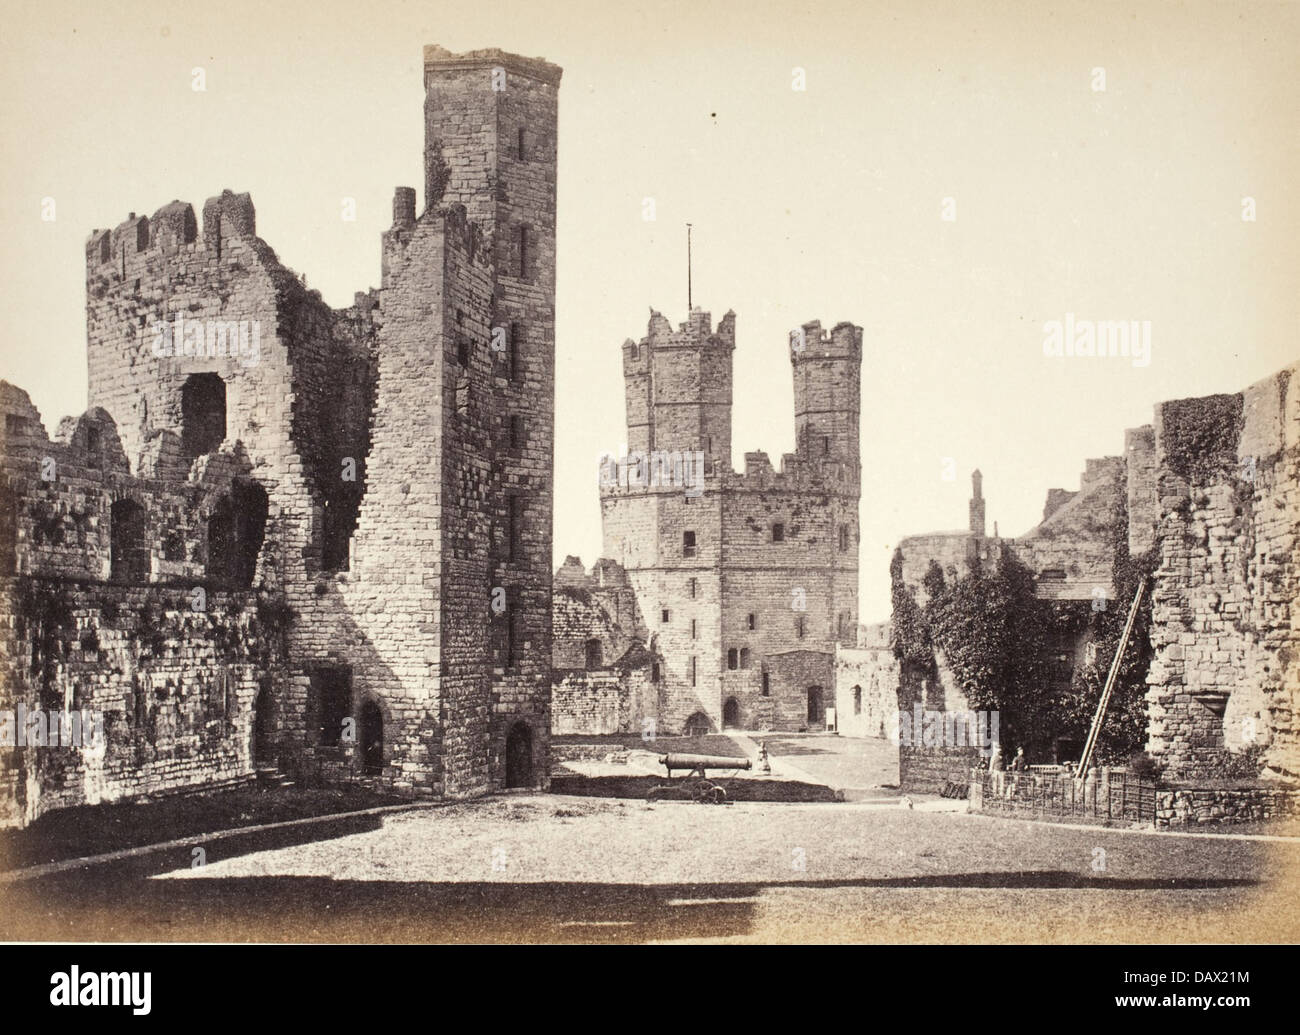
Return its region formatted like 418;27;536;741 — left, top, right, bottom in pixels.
683;530;696;558
507;608;521;667
691;619;697;640
772;522;785;542
661;608;670;623
509;322;522;381
210;666;231;720
747;613;756;631
761;671;770;697
795;616;805;639
517;225;528;278
86;426;102;468
690;656;697;687
507;496;521;562
727;648;738;671
839;525;850;552
689;578;697;599
822;435;830;456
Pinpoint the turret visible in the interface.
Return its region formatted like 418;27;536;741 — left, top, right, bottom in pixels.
790;319;862;479
619;307;734;474
969;469;986;537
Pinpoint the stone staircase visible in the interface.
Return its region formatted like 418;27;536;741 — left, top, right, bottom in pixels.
255;765;296;790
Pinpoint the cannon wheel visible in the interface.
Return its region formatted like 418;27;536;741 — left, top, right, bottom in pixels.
687;779;727;805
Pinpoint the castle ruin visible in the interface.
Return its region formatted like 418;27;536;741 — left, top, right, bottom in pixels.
0;45;562;827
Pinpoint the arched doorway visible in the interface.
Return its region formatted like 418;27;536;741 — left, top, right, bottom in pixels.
505;721;533;788
722;697;740;729
682;712;711;737
252;680;273;765
807;686;825;726
360;700;384;775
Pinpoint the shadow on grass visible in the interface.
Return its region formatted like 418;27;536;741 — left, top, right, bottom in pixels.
550;774;837;802
0;869;1262;944
0;786;408;872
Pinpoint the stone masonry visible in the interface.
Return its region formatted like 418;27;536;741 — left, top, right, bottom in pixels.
593;312;862;734
887;361;1299;784
0;45;562;827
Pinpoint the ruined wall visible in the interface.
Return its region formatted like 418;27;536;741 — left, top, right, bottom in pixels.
894;531;984;609
2;44;564;827
1008;456;1126;602
834;639;899;739
1146;364;1300;779
550;559;657;735
0;385;283;828
1125;425;1159;555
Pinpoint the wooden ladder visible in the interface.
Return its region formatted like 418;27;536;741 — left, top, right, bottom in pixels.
1078;574;1149;774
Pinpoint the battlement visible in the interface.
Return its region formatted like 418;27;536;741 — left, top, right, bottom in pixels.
597;448;856;502
791;319;862;361
622;308;736;366
85;189;259;276
423;44;563;88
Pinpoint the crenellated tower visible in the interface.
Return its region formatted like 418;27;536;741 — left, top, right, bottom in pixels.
791;320;862;482
620;308;734;472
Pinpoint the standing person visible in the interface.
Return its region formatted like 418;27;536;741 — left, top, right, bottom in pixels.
1010;747;1026;772
990;745;1005;795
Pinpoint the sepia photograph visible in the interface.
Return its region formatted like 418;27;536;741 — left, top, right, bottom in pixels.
0;0;1296;1010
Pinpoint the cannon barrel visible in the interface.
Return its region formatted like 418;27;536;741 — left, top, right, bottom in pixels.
660;753;752;772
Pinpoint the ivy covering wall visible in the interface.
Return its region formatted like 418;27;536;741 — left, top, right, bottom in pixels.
890;534;1155;765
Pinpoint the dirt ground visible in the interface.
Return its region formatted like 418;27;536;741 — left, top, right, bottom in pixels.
4;792;1297;944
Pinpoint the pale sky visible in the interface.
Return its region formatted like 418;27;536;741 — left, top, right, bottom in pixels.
1;0;1296;621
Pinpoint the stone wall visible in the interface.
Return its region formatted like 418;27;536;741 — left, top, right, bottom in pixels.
1146;363;1300;779
598;311;860;734
551;669;656;736
833;638;899;739
1009;456;1127;603
899;746;983;794
1;44;564;827
1156;786;1300;826
0;574;280;828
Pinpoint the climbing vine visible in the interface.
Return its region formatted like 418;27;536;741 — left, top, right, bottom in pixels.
891;528;1157;764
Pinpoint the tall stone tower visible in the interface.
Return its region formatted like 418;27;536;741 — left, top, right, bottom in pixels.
599;311;863;734
969;469;986;537
621;308;735;471
424;45;561;794
791;320;861;476
347;45;561;798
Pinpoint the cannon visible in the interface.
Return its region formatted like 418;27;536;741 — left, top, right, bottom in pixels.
649;753;752;804
659;753;752;777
